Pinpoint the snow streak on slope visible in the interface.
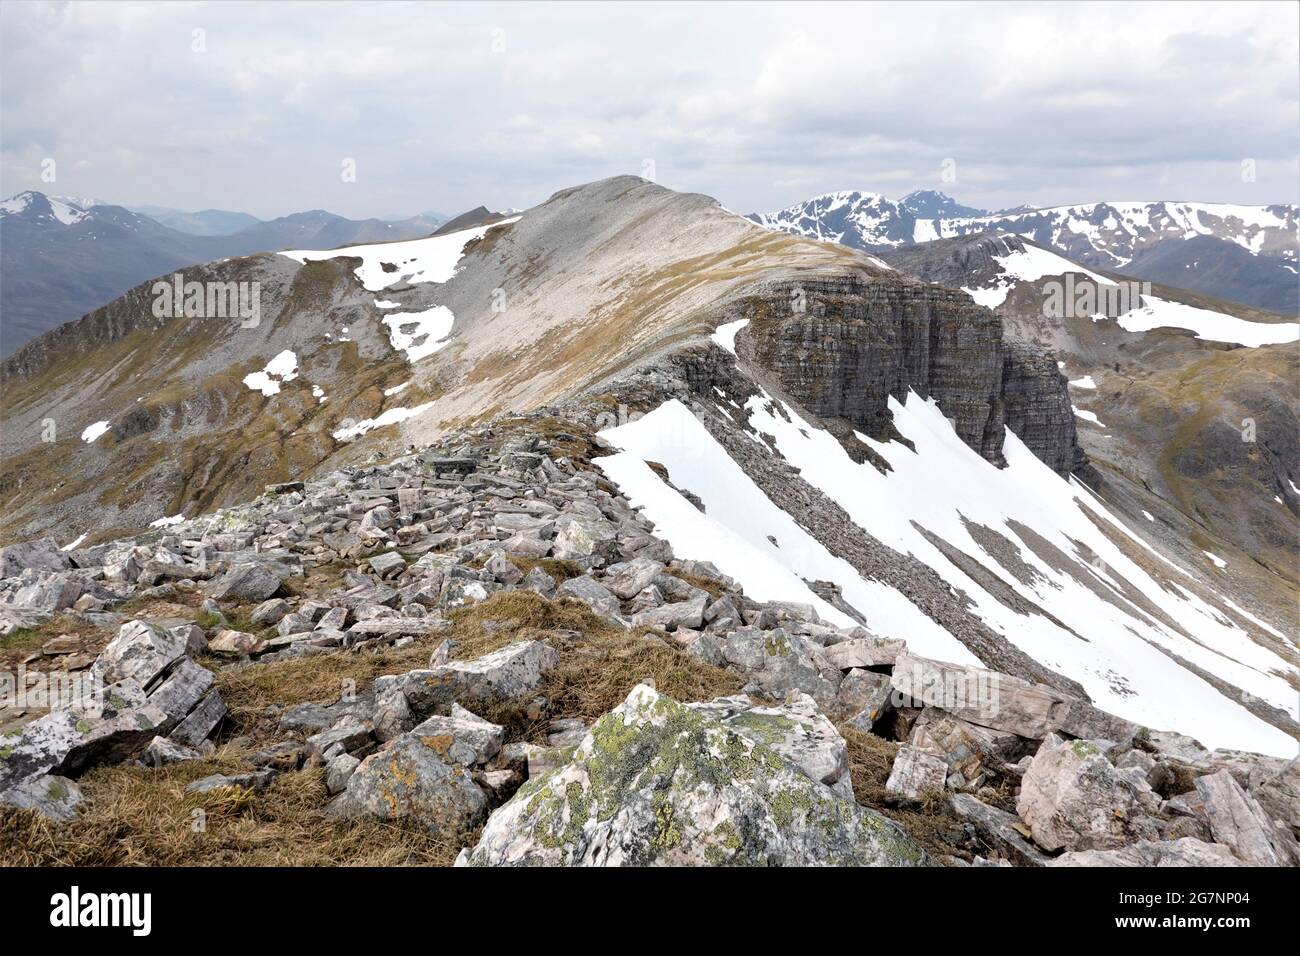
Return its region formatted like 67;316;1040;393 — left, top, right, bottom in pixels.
594;402;983;666
1112;295;1299;346
279;218;519;291
597;396;1298;756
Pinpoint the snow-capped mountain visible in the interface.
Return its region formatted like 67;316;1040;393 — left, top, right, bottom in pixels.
748;189;986;249
751;192;1299;312
0;192;455;356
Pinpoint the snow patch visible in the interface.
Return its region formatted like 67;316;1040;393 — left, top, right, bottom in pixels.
242;349;299;396
332;401;436;441
711;319;749;354
281;218;520;292
383;307;455;362
80;420;111;443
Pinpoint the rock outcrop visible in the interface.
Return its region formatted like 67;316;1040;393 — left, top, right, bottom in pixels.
727;275;1082;476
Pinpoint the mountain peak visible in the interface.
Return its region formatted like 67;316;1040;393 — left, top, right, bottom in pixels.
0;190;89;225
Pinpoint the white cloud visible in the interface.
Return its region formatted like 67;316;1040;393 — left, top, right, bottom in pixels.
1;1;1295;217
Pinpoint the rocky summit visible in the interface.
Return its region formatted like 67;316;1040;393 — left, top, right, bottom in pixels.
0;171;1296;870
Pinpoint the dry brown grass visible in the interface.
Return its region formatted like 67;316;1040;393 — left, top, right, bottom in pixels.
0;590;739;867
0;612;115;670
665;570;726;600
0;754;464;867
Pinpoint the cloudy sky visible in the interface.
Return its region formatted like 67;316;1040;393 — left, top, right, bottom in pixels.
2;1;1297;219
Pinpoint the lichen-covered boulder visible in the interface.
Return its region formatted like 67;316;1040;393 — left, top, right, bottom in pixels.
333;734;489;836
459;684;927;866
0;773;84;821
686;691;853;799
720;627;841;709
92;620;188;689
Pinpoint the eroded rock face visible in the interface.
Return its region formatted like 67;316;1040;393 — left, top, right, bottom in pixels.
459;684;927;867
732;276;1082;476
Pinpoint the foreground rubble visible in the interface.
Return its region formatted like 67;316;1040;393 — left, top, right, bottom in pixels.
0;416;1295;866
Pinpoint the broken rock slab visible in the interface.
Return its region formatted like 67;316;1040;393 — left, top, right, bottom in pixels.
387;639;560;717
1194;769;1300;867
947;793;1049;867
890;653;1139;745
885;745;949;802
410;704;505;767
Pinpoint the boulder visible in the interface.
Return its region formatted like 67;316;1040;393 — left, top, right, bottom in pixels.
720;627;841;709
208;629;264;655
92;620;188;690
885;746;949;801
168;690;227;747
910;713;1031;790
334;734;488;836
0;539;68;577
1255;756;1300;834
204;562;283;602
0;773;84;822
823;637;907;670
410;704;505;767
394;639;560;716
1016;733;1160;852
557;575;621;619
838;669;893;730
0;682;170;791
602;558;666;600
306;715;373;758
484;553;524;585
459;684;927;866
686;691;854;799
552;512;616;557
631;595;707;632
368;551;407;579
143;737;203;767
325;753;361;794
947;793;1049;866
522;566;557;597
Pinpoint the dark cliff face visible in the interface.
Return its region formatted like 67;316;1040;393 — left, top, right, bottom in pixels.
716;275;1082;477
1000;339;1085;476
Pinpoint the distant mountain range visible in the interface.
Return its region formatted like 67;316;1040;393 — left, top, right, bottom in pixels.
0;192;449;355
750;192;1298;313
